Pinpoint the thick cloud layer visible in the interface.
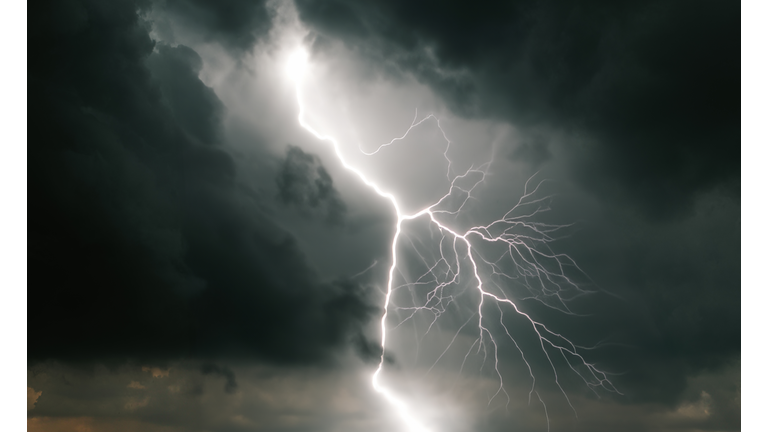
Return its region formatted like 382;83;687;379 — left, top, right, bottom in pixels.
28;0;376;365
151;0;272;50
27;1;740;431
295;0;740;220
276;145;347;225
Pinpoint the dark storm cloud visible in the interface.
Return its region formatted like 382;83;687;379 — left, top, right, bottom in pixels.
26;0;741;430
28;0;375;365
146;43;225;145
276;145;347;225
151;0;272;51
294;0;740;220
525;186;741;407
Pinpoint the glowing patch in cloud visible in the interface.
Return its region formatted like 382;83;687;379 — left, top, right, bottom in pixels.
286;47;309;84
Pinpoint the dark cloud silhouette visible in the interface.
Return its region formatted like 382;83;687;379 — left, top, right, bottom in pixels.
28;0;374;365
146;43;225;145
151;0;272;51
276;145;347;225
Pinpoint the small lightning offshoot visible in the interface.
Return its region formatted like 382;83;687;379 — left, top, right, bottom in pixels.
286;47;620;432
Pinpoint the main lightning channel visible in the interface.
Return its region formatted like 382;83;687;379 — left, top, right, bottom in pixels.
287;47;619;432
288;47;430;431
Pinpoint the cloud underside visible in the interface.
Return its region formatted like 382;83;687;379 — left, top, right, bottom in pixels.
26;361;740;432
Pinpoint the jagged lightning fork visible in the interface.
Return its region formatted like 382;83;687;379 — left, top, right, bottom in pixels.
286;47;619;432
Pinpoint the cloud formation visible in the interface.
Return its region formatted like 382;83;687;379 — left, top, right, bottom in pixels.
276;145;347;225
295;0;739;220
27;0;739;431
28;0;376;366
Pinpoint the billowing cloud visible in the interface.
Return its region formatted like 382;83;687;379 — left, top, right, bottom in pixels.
150;0;273;51
276;145;347;225
28;0;376;366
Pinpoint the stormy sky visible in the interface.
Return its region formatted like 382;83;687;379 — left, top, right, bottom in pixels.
21;0;747;431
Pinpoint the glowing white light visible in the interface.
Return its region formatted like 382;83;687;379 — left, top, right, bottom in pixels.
286;47;309;83
287;45;620;432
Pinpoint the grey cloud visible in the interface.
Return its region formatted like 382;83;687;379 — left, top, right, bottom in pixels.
510;133;552;167
150;0;273;51
146;43;225;146
276;145;347;225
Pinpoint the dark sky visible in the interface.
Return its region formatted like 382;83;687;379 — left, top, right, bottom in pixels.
23;0;745;431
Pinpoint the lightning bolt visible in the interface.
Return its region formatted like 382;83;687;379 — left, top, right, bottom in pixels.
287;47;620;432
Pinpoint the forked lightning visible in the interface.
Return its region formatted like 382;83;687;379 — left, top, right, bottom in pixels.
287;47;619;432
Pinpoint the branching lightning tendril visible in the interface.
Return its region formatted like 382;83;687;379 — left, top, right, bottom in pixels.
287;47;619;432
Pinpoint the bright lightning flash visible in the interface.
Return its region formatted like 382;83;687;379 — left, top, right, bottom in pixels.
287;47;620;431
286;48;309;83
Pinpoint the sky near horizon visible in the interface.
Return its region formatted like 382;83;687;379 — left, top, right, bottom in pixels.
26;1;741;431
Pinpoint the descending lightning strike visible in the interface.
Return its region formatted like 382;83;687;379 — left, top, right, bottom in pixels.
286;47;620;431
